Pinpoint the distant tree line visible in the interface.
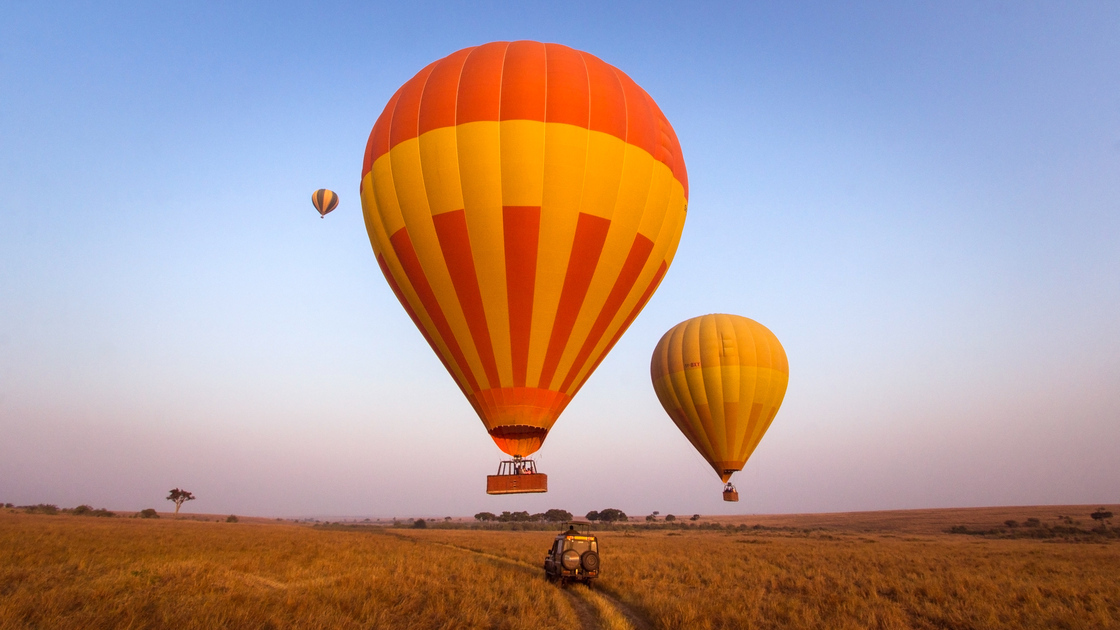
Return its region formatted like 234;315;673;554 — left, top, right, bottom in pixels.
10;504;116;517
474;509;573;523
950;507;1118;540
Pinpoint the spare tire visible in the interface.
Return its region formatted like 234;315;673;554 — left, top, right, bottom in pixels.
580;551;600;572
561;549;581;571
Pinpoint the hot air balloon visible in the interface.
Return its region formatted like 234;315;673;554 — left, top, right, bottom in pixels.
650;314;788;501
312;189;339;218
359;41;688;493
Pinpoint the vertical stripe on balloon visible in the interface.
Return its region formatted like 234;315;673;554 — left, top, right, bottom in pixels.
389;227;481;393
500;41;546;121
570;260;669;398
559;233;655;392
432;209;501;390
376;253;464;397
457;43;506;124
537;212;611;390
503;206;540;388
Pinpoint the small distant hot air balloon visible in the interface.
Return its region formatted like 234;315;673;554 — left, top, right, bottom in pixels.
312;189;339;218
360;41;688;494
651;314;789;502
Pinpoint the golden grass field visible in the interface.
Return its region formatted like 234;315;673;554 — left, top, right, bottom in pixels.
1;506;1117;630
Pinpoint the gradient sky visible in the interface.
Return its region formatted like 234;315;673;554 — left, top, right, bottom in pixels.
2;2;1117;519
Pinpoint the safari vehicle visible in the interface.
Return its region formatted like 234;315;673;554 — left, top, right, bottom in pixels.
543;523;600;584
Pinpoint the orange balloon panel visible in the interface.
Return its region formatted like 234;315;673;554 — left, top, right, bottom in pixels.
651;315;789;482
312;189;339;217
360;41;688;457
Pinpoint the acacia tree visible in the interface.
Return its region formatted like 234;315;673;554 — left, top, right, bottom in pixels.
166;488;195;514
597;508;628;523
543;509;573;522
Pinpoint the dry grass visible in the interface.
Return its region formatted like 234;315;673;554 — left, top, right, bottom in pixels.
3;509;1118;629
0;513;577;630
593;530;1120;629
393;525;1120;630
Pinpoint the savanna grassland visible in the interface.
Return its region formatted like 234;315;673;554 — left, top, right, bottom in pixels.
2;507;1118;630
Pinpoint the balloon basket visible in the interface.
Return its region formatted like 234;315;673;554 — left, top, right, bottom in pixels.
486;458;548;495
722;482;739;502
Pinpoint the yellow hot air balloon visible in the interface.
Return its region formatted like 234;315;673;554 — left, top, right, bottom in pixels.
312;189;339;218
360;41;688;493
650;314;788;501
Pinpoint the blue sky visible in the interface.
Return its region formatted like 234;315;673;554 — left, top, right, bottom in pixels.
1;1;1117;518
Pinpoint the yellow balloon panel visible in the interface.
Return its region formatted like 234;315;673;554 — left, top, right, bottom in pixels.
651;314;788;482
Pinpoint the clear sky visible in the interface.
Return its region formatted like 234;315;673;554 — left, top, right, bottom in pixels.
1;2;1117;519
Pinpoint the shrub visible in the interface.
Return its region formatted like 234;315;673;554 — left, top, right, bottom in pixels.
1004;520;1019;528
24;504;59;515
543;509;573;522
413;518;427;529
691;514;700;521
226;515;239;523
138;509;159;519
1024;518;1041;527
497;511;531;522
75;506;114;517
597;508;628;523
665;514;676;522
1091;508;1113;522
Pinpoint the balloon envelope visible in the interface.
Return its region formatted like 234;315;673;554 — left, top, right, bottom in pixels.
312;189;339;217
650;314;788;482
360;41;688;457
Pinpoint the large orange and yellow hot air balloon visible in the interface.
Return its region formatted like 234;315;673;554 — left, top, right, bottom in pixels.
359;41;688;486
650;314;788;501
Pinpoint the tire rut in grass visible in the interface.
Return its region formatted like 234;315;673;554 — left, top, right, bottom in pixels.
388;533;645;630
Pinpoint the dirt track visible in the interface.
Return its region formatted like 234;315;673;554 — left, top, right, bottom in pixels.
387;532;650;630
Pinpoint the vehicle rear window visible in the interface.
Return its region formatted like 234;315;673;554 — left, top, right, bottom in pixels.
565;538;591;554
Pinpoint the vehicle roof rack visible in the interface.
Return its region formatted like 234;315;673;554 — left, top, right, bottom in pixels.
560;521;593;535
